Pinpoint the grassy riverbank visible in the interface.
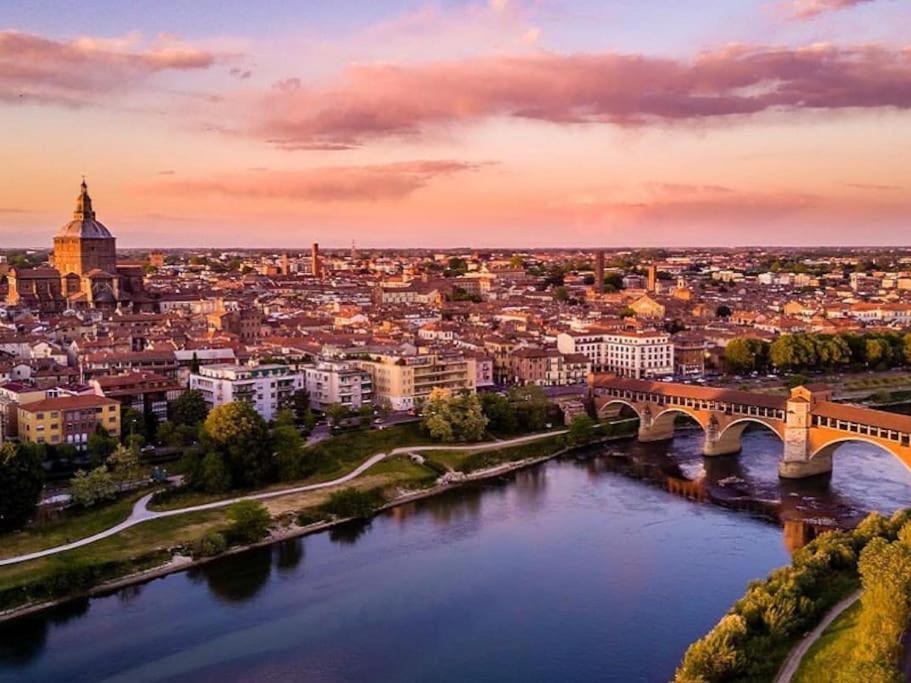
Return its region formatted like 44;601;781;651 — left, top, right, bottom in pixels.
0;489;152;561
792;601;862;683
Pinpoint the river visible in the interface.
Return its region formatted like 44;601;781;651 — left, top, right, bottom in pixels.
2;430;910;683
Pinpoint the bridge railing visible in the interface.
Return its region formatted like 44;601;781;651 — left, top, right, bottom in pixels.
595;387;785;422
812;414;911;447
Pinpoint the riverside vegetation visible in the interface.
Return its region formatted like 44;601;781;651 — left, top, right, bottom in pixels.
675;509;911;683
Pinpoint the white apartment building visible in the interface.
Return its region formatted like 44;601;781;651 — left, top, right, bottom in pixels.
189;363;303;421
304;358;373;412
556;330;673;379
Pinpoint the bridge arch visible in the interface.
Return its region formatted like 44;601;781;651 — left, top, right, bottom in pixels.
718;417;784;442
810;437;911;475
596;398;642;420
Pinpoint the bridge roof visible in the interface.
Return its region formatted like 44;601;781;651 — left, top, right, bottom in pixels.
592;375;787;410
815;401;911;435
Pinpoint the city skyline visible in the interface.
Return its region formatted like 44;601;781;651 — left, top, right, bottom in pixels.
1;0;910;248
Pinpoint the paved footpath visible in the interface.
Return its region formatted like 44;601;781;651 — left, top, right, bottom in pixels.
774;590;861;683
0;430;566;568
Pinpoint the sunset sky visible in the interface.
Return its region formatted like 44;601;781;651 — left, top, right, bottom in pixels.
1;0;909;248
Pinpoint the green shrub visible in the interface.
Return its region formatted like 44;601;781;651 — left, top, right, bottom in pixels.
192;531;228;558
226;500;271;544
321;487;386;519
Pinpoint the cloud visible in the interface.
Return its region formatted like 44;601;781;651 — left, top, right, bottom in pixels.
253;42;911;148
150;160;487;202
789;0;878;19
0;30;219;105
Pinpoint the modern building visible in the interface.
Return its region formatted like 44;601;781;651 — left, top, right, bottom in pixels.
0;382;47;440
303;358;373;412
557;330;674;379
358;353;477;411
18;394;121;448
189;364;304;421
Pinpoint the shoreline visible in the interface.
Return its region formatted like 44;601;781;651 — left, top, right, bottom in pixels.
0;433;623;624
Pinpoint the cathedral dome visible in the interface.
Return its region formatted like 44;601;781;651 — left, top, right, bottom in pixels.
56;179;113;239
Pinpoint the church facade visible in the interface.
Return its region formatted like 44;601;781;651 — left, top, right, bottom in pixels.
7;181;156;313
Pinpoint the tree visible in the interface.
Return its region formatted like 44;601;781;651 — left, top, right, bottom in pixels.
198;452;231;493
866;338;892;369
170;389;209;426
553;286;570;303
280;387;313;426
203;401;272;487
190;352;201;374
121;407;146;442
69;466;117;508
715;305;732;318
273;423;305;481
480;392;518;434
509;254;525;269
87;425;117;465
107;443;142;490
421;388;488;442
324;403;351;425
0;442;44;532
509;385;550;432
724;338;770;374
226;500;271;543
567;414;596;446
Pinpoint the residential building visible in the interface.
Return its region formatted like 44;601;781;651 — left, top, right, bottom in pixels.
18;394;121;448
304;358;373;411
557;330;674;379
189;364;304;421
359;353;477;410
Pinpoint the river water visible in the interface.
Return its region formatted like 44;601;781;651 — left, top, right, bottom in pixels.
2;430;910;683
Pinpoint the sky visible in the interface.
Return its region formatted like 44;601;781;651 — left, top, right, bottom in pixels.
0;0;909;248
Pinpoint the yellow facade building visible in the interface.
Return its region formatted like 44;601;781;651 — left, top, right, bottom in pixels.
18;395;121;448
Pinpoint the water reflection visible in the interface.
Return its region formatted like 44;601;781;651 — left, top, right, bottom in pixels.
0;597;89;666
582;423;911;548
329;520;372;545
274;539;304;573
188;546;273;603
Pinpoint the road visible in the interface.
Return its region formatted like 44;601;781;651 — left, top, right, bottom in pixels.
774;590;861;683
0;429;566;568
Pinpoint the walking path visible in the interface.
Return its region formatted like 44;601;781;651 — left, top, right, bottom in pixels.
774;590;861;683
0;430;566;568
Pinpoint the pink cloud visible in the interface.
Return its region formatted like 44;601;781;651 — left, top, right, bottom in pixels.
789;0;878;19
150;160;486;202
253;42;911;148
0;30;219;106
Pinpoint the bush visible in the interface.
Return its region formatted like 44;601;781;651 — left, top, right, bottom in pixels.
226;500;271;544
192;531;228;558
296;509;328;526
321;487;387;519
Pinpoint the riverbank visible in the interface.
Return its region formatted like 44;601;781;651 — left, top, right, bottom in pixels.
0;430;625;624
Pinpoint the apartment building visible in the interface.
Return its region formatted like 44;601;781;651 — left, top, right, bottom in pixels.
189;364;304;421
358;353;476;410
557;330;674;379
18;394;121;448
304;358;373;412
504;348;591;386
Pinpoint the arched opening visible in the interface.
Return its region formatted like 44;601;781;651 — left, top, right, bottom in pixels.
809;438;911;516
596;399;641;421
